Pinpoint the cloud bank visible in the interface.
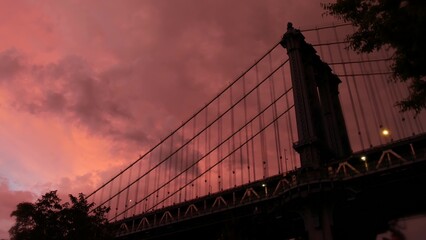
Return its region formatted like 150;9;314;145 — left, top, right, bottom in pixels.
0;0;333;238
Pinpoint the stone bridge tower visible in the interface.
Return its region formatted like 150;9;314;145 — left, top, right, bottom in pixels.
281;22;352;169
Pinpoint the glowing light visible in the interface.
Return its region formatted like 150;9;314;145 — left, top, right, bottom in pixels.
262;183;267;187
360;156;367;161
381;129;390;136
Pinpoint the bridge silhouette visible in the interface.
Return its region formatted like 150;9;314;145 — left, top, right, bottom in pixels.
86;22;426;239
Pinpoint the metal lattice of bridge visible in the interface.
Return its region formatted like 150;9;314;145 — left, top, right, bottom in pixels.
85;22;426;239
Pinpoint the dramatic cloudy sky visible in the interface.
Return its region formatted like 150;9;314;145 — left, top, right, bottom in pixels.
0;1;340;237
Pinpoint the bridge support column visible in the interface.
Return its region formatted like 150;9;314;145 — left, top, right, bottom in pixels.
280;22;324;169
301;200;335;240
280;22;352;168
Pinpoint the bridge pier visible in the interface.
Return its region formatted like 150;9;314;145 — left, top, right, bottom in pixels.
289;188;388;240
278;22;355;240
332;203;389;240
302;201;334;240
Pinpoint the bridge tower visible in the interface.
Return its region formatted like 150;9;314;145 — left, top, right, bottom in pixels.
280;22;352;169
280;22;353;240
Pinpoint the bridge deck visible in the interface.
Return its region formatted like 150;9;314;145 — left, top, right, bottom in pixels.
113;133;426;239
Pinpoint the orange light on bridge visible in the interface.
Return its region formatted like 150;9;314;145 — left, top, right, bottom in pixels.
361;155;369;171
381;128;390;136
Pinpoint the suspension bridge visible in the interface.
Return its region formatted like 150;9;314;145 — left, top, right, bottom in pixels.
86;22;426;240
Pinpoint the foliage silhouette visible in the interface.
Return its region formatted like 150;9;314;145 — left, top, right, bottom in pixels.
322;0;426;114
9;190;112;240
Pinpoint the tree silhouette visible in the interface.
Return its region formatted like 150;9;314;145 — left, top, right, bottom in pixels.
322;0;426;114
9;190;112;240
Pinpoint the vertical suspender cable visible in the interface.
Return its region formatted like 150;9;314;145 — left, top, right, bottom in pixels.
156;144;163;208
242;75;251;182
357;56;379;146
145;153;152;213
329;27;365;149
230;86;237;187
108;181;113;219
239;124;244;185
217;98;222;191
384;60;415;136
228;89;232;188
336;26;373;148
162;144;169;207
251;114;256;180
195;125;200;197
358;54;384;145
255;64;268;178
281;66;295;171
357;59;380;146
185;127;190;200
207;110;212;193
363;54;391;135
371;56;402;139
269;53;283;174
99;184;104;210
179;126;184;201
192;118;197;198
335;48;369;148
352;54;376;147
174;131;180;202
204;108;210;194
338;64;365;149
133;156;142;215
115;173;122;219
167;135;174;205
124;168;132;218
381;57;404;134
332;26;367;149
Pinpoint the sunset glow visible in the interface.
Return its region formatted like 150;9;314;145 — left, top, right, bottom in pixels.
0;1;339;237
2;1;425;239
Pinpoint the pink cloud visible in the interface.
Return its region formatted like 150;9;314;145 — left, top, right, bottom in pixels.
0;0;338;238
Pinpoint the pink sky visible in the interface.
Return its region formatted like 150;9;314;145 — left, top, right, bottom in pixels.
2;1;424;239
5;0;424;239
0;1;337;237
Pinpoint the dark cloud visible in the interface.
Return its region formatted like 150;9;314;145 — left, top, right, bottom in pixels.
0;1;336;237
43;91;67;113
1;1;333;152
0;49;25;82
